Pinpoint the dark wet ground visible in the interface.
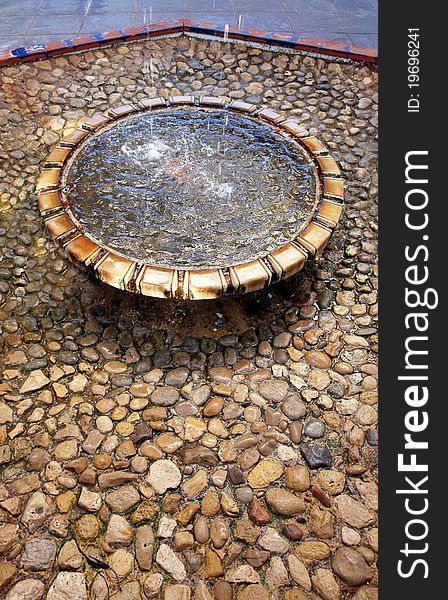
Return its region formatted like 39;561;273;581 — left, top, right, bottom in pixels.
85;262;314;338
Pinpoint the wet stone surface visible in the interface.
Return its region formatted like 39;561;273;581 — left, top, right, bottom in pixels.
0;34;377;599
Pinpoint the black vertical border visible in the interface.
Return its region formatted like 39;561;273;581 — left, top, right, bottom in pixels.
379;1;444;597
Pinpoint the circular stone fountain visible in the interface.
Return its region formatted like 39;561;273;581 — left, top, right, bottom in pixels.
37;96;343;299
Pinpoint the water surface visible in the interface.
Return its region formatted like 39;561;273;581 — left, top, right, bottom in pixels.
66;109;317;269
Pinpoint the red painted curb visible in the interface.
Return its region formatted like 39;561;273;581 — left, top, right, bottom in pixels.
0;19;377;68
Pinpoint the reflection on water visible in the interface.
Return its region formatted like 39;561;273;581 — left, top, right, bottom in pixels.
66;109;317;269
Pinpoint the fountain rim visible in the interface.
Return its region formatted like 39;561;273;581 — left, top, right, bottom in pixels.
37;95;344;300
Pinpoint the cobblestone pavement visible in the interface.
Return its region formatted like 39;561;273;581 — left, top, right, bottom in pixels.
0;0;378;53
0;35;378;599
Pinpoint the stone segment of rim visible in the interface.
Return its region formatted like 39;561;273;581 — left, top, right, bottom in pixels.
37;95;344;300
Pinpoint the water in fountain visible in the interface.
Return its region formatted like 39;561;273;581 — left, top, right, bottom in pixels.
222;114;229;155
66;109;317;269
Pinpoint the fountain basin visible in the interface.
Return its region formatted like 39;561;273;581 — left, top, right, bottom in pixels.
37;95;343;299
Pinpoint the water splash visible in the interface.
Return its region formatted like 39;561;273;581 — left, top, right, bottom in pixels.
144;6;153;26
222;114;229;137
121;139;169;164
209;181;233;200
150;58;155;86
84;0;93;17
220;24;231;82
143;7;153;77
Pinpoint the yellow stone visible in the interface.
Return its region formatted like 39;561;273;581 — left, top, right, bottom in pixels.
56;490;77;513
231;423;246;435
184;417;207;442
182;469;208;499
53;382;68;398
116;421;134;436
295;541;331;562
203;397;224;417
247;458;284;489
96;399;116;414
204;549;223;578
201;490;221;516
111;406;128;421
208;418;229;438
177;502;200;526
156;432;183;453
54;440;78;461
288;347;304;362
129;398;149;411
75;514;99;540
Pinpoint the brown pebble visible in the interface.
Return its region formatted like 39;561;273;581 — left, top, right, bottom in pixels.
335;361;354;375
289;421;302;444
238;448;260;472
66;457;87;473
257;438;277;456
305;350;332;369
248;498;271;525
204;397;224;417
193;515;210;544
210;518;229;549
228;465;245;485
245;547;271;567
142;406;167;421
79;467;96;486
93;454;112;469
234;433;259;450
345;464;368;475
213;580;233;600
265;407;281;427
175;401;198;417
163;493;182;513
283;522;304;541
311;484;332;507
98;505;109;523
140;441;163;460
